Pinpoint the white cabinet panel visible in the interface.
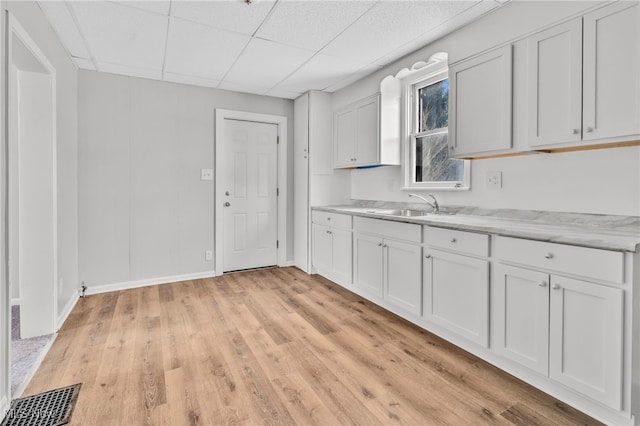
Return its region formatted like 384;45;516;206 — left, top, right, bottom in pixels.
423;249;489;347
353;232;384;298
384;239;422;315
583;2;640;141
312;223;332;274
331;227;352;285
549;275;624;410
333;94;395;168
334;109;355;167
449;45;513;157
494;264;550;375
355;98;379;165
527;18;583;147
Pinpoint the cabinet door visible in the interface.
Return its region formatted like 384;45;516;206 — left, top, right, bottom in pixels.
334;108;355;167
549;276;624;410
494;264;549;375
449;45;512;157
423;249;489;347
331;227;352;286
311;224;332;274
384;239;422;316
353;232;384;298
583;2;640;141
528;19;583;147
354;95;380;166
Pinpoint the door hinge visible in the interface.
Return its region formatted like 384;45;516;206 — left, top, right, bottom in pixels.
277;136;280;144
276;240;279;248
276;187;279;197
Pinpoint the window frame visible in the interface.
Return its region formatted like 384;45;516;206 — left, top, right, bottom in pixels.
402;61;470;190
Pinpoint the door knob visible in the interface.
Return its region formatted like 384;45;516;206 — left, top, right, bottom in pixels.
572;129;579;135
224;201;231;207
538;281;547;287
585;127;594;133
552;284;560;290
425;254;432;259
544;253;554;259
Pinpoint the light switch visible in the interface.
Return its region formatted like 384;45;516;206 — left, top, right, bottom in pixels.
201;169;213;181
486;171;502;190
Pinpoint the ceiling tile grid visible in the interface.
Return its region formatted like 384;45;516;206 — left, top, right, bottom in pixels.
38;0;506;100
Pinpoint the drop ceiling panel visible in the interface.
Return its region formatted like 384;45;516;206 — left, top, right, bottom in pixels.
163;72;220;89
98;62;162;80
70;1;168;71
278;53;372;93
218;80;268;96
74;57;96;70
171;1;276;36
164;17;250;80
256;1;375;50
265;88;302;100
225;38;315;89
110;1;171;16
322;1;479;65
38;2;91;59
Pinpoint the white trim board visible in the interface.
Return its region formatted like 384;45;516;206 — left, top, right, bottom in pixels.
214;109;288;276
56;293;79;331
85;271;217;296
10;299;19;307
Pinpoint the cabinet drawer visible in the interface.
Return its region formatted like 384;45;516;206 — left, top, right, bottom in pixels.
424;226;489;257
494;236;624;283
311;211;352;229
353;217;421;243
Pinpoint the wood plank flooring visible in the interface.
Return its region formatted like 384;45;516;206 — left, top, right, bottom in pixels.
24;267;602;425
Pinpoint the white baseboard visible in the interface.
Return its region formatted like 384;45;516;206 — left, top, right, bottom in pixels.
280;261;296;267
85;271;217;296
10;298;19;307
11;336;56;399
56;293;79;331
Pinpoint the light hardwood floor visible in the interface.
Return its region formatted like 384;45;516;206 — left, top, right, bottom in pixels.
25;267;601;425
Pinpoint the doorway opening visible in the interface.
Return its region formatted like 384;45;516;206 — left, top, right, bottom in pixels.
6;14;58;398
214;110;288;275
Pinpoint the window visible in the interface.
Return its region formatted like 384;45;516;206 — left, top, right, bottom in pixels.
403;58;469;190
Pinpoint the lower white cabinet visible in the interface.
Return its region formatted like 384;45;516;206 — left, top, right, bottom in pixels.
311;213;352;286
494;264;550;375
423;248;489;347
353;232;384;297
494;236;625;412
549;275;624;410
384;239;422;315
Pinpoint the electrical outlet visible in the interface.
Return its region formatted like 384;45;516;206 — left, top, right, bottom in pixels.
486;171;502;190
205;250;213;261
201;169;214;181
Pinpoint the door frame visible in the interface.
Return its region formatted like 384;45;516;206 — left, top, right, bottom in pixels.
214;109;287;276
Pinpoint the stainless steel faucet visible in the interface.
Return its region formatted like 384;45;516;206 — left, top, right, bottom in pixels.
408;193;439;213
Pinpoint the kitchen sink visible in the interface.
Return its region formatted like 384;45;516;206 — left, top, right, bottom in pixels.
379;209;456;217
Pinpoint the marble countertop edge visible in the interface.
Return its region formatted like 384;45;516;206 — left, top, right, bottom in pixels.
312;205;640;253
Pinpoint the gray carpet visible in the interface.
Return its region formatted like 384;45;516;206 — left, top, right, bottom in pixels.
11;305;55;396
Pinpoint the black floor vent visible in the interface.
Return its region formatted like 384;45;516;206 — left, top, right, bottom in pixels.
1;383;81;426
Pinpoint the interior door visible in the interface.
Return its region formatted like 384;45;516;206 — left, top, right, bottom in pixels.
222;119;278;272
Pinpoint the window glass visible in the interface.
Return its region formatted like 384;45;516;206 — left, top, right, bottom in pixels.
415;132;464;182
418;79;448;132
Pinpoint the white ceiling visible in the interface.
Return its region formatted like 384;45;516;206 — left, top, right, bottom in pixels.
38;0;506;99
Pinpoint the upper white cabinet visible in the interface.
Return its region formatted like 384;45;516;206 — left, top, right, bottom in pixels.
527;19;583;147
334;94;400;168
528;2;640;148
582;2;640;142
449;45;513;158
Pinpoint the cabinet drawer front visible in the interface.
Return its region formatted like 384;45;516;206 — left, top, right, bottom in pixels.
311;211;352;229
424;226;489;257
494;236;624;283
353;217;421;243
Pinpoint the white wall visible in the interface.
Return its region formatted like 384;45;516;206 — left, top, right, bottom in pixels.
78;70;295;288
3;1;79;325
0;0;8;412
334;1;640;217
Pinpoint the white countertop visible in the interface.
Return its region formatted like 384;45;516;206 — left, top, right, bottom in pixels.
313;205;640;252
